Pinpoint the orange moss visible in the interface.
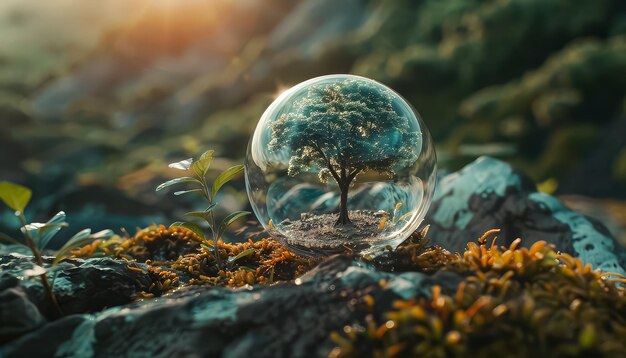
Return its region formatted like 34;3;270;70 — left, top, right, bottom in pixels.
174;237;315;287
72;224;203;263
331;230;626;357
72;224;316;292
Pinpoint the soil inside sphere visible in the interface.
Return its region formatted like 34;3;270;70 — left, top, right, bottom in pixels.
279;210;388;255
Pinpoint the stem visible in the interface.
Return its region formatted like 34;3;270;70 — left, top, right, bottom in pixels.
312;143;340;184
18;213;63;318
200;181;221;270
209;209;220;270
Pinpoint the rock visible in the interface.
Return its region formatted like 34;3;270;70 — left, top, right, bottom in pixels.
425;156;626;275
51;258;153;315
2;256;439;358
0;251;154;317
0;274;46;344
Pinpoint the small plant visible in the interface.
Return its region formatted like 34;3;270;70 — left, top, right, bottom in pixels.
0;181;114;317
156;149;250;269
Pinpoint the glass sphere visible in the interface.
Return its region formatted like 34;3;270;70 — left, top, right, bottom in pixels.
245;74;436;256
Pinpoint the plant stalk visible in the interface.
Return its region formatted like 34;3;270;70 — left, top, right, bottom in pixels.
18;213;63;318
200;182;221;270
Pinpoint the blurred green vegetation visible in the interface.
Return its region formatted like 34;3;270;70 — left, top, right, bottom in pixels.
1;0;625;241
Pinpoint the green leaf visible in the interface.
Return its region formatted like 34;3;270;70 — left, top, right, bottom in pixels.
90;229;115;240
212;165;244;197
174;189;204;196
184;211;210;220
170;222;205;240
184;203;217;221
217;211;250;239
168;158;193;170
53;229;115;266
579;324;596;348
192;150;214;179
155;177;202;192
53;237;93;266
63;229;114;251
228;248;254;263
64;228;92;246
35;223;69;249
21;211;68;249
36;211;68;249
0;181;32;213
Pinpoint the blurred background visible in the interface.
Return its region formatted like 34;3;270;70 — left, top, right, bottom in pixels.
1;0;625;246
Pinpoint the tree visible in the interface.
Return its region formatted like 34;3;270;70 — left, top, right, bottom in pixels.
269;78;420;226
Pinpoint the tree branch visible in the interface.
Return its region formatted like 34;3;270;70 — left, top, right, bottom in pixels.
347;167;361;183
312;143;341;183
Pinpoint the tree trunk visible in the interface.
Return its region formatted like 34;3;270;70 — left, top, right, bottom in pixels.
335;166;352;226
335;184;351;226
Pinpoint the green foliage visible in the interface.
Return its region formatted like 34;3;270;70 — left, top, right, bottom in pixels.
0;182;115;259
269;79;419;182
0;180;115;317
218;211;251;240
53;228;114;266
212;165;244;197
2;205;114;266
227;248;255;263
22;211;69;250
157;149;250;268
170;221;206;240
0;181;32;213
155;177;202;192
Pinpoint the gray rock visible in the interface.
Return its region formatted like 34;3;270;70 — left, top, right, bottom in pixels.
0;275;46;344
425;156;626;275
2;256;439;358
52;258;153;315
0;251;154;318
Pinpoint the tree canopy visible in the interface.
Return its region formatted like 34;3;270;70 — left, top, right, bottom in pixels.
269;78;420;225
269;78;419;183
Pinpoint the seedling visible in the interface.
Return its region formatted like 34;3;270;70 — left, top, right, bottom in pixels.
0;181;114;317
156;149;250;269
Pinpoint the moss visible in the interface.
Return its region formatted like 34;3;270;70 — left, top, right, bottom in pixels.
71;224;317;293
330;229;626;357
71;225;204;262
71;225;626;356
370;226;457;274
